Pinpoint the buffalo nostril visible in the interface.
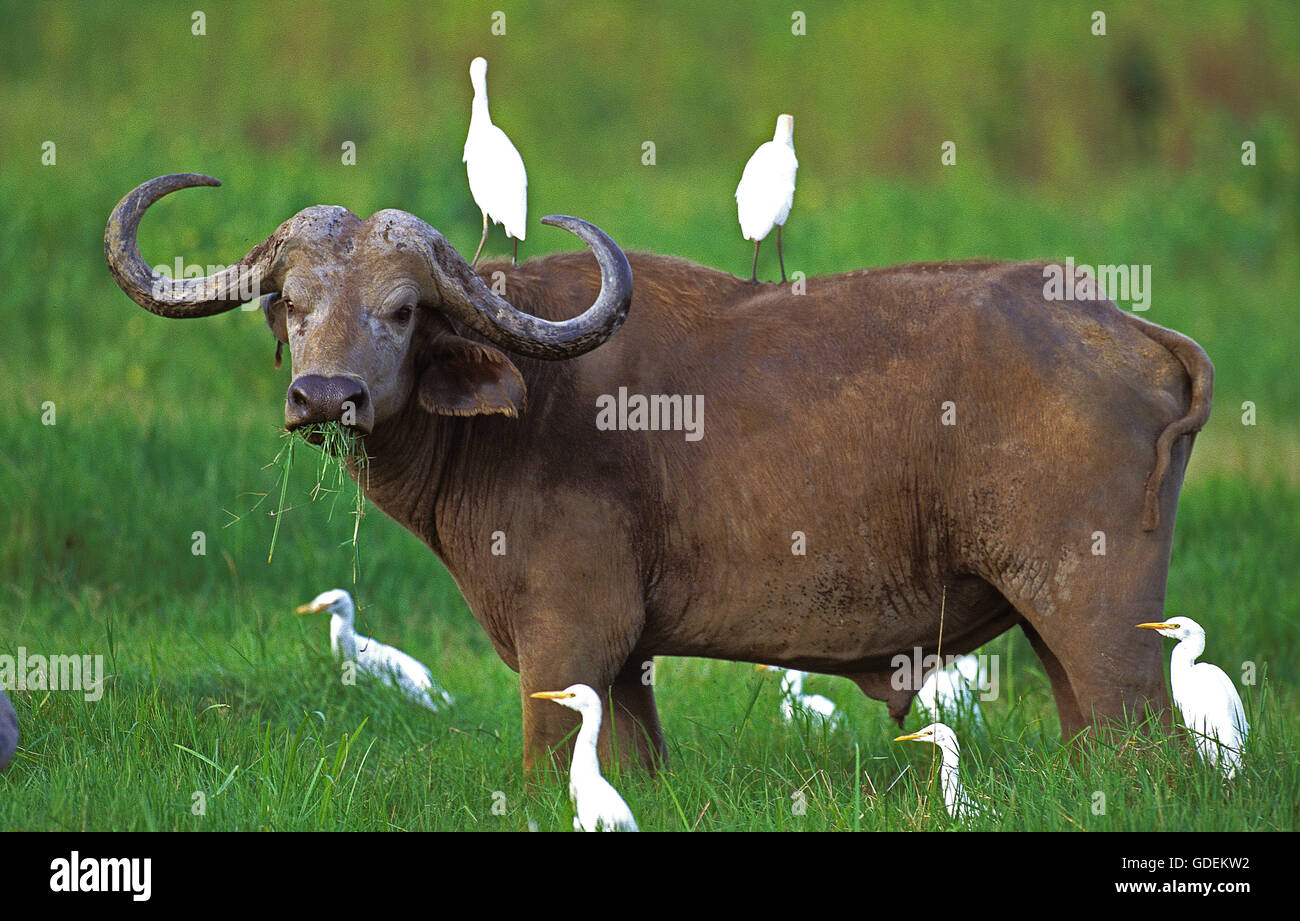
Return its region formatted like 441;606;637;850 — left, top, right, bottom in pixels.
339;380;366;411
289;385;311;409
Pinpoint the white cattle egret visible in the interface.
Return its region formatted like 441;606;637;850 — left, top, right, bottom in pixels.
895;722;992;822
463;56;527;265
530;684;639;832
917;655;985;725
0;688;17;772
756;665;842;727
296;589;454;712
1137;617;1248;780
735;113;798;283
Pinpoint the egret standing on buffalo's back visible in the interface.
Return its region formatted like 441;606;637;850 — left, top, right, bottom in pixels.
736;113;798;283
463;56;528;266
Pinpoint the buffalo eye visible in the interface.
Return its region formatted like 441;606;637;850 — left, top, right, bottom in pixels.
282;297;295;317
393;304;414;326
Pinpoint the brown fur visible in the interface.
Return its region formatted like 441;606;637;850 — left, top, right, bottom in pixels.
346;251;1210;773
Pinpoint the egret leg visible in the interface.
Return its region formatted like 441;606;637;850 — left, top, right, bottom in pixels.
777;225;787;282
512;237;518;266
471;213;489;266
749;239;760;284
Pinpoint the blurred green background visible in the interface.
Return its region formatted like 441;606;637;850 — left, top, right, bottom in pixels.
0;1;1296;829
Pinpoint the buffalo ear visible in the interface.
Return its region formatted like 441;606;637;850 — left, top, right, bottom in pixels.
261;294;288;342
417;335;527;418
261;294;289;368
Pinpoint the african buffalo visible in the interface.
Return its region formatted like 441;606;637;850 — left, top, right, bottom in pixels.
106;174;1212;773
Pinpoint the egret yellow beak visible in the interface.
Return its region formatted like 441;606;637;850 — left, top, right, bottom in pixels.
754;664;774;672
295;602;326;615
530;691;576;700
894;731;926;742
1136;622;1175;630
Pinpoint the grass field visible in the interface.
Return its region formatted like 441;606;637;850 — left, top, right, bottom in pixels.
1;1;1297;831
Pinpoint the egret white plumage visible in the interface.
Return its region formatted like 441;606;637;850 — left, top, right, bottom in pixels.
895;722;991;822
296;589;454;712
735;113;798;283
0;688;17;772
916;655;985;725
757;665;842;727
463;56;527;265
1137;617;1248;780
530;684;639;832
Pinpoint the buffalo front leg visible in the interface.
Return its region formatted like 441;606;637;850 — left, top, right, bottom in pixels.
508;515;656;776
520;658;665;778
514;574;657;776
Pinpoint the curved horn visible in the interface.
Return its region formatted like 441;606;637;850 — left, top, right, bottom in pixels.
406;213;633;360
105;173;284;318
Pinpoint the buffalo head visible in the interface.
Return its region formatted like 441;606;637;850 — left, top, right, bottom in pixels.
105;174;632;433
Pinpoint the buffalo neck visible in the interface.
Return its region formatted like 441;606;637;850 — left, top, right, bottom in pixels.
357;403;454;553
356;383;538;577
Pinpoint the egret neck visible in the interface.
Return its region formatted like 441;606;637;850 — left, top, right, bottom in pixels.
1169;629;1206;681
934;740;965;815
569;696;604;790
330;613;358;661
469;69;491;127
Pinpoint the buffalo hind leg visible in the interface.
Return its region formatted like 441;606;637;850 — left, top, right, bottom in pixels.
1020;620;1087;740
995;538;1174;740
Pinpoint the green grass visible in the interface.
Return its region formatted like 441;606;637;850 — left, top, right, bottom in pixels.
0;476;1295;831
255;422;370;578
1;483;1295;833
1;0;1297;830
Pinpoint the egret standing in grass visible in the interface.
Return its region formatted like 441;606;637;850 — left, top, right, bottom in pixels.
757;665;841;727
917;655;986;725
530;684;639;832
1137;617;1249;780
296;589;454;713
735;113;798;283
895;722;991;822
463;56;527;266
0;688;17;772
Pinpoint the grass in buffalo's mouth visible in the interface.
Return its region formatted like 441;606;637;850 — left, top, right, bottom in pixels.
260;422;370;578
